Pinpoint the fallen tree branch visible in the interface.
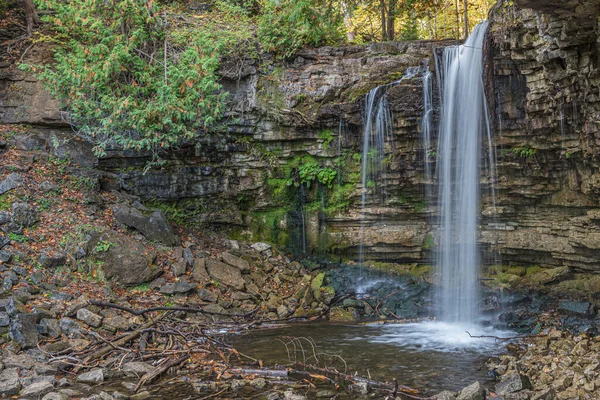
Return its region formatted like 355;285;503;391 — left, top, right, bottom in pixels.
466;331;546;341
89;300;258;319
134;354;188;392
74;313;167;373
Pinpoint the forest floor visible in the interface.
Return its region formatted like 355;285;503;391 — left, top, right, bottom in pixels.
0;125;599;400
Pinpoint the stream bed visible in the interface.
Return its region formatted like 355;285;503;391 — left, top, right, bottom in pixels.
229;321;513;396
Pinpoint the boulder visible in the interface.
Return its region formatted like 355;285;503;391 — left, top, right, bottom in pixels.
38;251;67;269
20;381;54;399
435;391;457;400
77;308;103;328
206;259;245;290
9;313;38;348
159;282;195;295
76;368;104;383
221;252;250;272
114;205;179;246
192;258;210;282
558;301;596;318
0;173;24;195
328;307;357;323
197;289;218;303
123;362;156;376
172;259;187;276
0;211;9;225
0;368;21;396
42;393;68;400
495;372;532;395
93;230;161;286
11;202;38;227
456;382;485;400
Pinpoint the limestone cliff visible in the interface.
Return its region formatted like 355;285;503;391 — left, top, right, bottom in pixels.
2;0;600;273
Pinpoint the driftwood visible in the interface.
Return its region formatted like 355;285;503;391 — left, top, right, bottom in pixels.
134;355;189;391
73;313;167;373
89;300;258;319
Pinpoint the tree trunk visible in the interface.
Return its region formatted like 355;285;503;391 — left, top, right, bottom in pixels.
463;0;469;39
454;0;460;39
380;0;387;41
23;0;40;36
386;0;396;41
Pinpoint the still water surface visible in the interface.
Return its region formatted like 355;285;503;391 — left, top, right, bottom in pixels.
230;322;513;395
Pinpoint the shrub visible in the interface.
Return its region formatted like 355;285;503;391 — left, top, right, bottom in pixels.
26;0;238;168
258;0;344;58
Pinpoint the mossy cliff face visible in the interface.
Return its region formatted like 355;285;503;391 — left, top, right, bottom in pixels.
4;0;600;274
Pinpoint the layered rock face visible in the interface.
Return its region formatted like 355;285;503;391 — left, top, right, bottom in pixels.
3;0;600;272
485;0;600;270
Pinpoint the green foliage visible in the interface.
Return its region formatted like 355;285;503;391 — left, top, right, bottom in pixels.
298;163;337;189
9;232;28;243
258;0;344;58
27;0;244;167
422;233;434;250
37;197;52;211
512;145;537;159
318;129;335;150
131;283;150;292
94;240;113;253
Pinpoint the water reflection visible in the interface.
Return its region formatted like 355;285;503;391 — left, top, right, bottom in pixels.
229;322;511;395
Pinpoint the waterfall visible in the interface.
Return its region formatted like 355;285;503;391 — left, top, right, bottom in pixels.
358;67;420;265
435;22;492;324
421;69;434;205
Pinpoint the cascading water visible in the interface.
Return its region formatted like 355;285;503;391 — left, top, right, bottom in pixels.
435;21;493;324
421;69;434;206
358;67;420;266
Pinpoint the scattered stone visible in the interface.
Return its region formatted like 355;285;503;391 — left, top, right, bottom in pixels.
277;305;292;319
192;258;210;282
222;252;250;272
39;181;59;192
77;368;104;383
0;212;9;225
42;393;68;400
103;315;131;331
495;372;532;395
0;173;24;195
283;390;306;400
159;282;195;295
38;251;67;269
77;308;103;328
531;388;555;400
0;368;21;396
10;313;38;348
130;391;151;400
348;382;369;394
197;289;218;302
251;242;272;254
206;259;245;290
59;317;81;336
456;382;485;400
0;311;8;326
0;250;10;263
328;307;357;323
172;259;187;276
435;390;457;400
11;202;38;227
40;318;62;338
20;381;54;399
114;205;179;246
123;362;156;376
558;301;596;318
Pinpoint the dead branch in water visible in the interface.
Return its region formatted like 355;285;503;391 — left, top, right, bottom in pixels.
466;331;546;341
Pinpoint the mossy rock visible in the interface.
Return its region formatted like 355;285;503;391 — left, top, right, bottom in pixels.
328;307;357;324
311;272;325;300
